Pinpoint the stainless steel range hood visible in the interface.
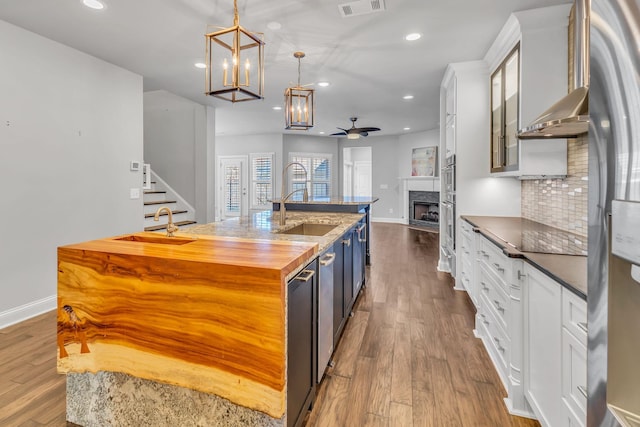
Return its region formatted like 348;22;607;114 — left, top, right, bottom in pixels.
518;0;590;139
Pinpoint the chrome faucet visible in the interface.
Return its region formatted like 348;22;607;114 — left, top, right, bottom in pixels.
154;206;179;237
280;162;309;226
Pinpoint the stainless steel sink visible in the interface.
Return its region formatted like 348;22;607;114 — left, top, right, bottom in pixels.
114;234;196;245
278;223;338;236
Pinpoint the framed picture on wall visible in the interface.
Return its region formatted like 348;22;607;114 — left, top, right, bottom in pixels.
411;146;438;177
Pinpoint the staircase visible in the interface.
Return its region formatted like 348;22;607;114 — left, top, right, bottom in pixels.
143;170;197;232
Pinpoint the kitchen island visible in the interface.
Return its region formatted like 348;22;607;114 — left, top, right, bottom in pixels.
57;210;364;427
271;196;378;264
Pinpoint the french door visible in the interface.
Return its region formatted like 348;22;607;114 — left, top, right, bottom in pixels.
219;156;248;219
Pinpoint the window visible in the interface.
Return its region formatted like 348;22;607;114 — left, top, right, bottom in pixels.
288;152;332;199
250;153;274;209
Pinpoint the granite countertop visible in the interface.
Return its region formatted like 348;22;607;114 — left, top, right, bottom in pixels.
462;216;587;299
271;196;379;205
184;210;364;278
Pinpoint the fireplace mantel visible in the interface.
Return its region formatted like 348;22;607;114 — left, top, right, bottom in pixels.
400;177;441;224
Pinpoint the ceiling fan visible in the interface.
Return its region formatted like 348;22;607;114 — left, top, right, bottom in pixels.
331;117;381;139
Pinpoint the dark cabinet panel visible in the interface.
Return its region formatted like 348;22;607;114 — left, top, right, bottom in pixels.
332;239;345;344
342;231;354;317
287;260;317;427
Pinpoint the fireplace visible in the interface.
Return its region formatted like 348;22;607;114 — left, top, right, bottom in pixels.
409;191;439;228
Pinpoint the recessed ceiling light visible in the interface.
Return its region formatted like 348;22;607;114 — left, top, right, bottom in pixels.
405;33;421;41
317;81;330;87
83;0;105;10
403;95;414;100
194;63;206;69
273;106;282;111
267;21;282;30
404;127;411;131
319;131;326;135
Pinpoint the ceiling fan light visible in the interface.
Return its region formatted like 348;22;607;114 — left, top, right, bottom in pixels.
347;133;360;140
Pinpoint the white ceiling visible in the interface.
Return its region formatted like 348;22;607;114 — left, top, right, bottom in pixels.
0;0;569;137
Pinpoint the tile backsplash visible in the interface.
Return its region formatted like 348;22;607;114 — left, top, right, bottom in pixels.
521;136;588;238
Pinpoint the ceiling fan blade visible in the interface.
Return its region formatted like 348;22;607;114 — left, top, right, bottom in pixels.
331;131;347;136
336;127;349;132
359;131;369;137
357;127;381;132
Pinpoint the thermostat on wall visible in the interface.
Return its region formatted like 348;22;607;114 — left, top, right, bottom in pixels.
130;161;141;171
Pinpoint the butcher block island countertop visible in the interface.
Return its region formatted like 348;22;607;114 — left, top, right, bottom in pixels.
57;210;364;426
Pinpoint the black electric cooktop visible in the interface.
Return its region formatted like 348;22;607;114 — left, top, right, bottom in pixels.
489;218;587;256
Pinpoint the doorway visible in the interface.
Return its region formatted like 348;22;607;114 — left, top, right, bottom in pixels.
218;156;248;219
343;147;372;197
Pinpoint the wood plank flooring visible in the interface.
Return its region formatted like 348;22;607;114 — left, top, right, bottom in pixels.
0;223;540;426
305;223;540;427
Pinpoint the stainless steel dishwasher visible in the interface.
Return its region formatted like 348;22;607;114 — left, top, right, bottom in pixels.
317;249;336;381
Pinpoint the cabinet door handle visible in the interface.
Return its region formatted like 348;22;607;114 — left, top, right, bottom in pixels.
481;282;489;291
577;385;588;398
577;322;588;334
320;253;336;266
517;270;527;280
494;300;505;313
493;262;505;272
493;337;505;352
357;224;367;243
295;269;315;282
342;238;351;247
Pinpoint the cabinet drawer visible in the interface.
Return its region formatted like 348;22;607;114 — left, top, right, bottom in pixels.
562;327;587;424
563;401;585;427
479;266;509;332
478;237;511;284
562;288;587;345
479;306;509;379
460;233;473;260
460;219;474;236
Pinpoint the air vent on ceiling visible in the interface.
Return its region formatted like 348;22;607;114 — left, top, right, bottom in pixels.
338;0;386;17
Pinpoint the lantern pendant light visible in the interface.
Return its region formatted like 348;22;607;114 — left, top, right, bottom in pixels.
205;0;264;102
285;52;315;130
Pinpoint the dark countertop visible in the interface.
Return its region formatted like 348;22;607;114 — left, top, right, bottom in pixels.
271;196;379;205
462;216;587;300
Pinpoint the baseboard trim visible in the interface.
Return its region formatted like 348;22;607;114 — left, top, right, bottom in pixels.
371;217;404;224
504;398;537;420
0;295;56;330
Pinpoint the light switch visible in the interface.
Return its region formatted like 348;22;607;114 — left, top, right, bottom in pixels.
130;188;140;199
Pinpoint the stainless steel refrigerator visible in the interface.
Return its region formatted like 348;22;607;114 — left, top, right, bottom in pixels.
589;1;640;425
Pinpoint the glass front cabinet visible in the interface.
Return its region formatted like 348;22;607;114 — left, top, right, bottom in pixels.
490;44;519;173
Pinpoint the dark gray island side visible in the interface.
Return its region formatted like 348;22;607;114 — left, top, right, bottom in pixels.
272;196;378;265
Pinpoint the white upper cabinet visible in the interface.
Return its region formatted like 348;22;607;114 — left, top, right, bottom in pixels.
444;76;457;161
485;4;571;179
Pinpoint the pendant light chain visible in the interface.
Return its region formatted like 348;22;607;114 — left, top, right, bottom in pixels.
233;0;239;25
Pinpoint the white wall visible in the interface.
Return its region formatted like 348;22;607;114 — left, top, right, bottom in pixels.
397;130;440;178
340;135;402;221
144;91;201;207
144;90;216;224
0;20;144;327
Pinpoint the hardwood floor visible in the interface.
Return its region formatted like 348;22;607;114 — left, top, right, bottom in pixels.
0;223;539;426
305;223;540;427
0;311;66;426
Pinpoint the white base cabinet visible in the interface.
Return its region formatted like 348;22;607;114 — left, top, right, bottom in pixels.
524;265;563;426
461;219;588;427
465;219;531;417
523;263;587;427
